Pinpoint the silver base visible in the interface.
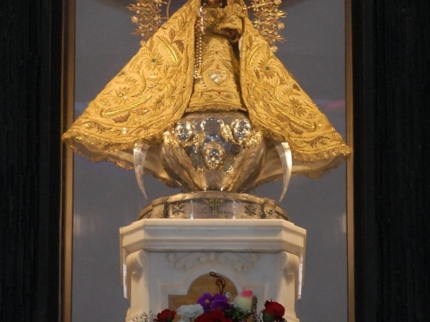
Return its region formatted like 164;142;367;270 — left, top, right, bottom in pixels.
137;191;289;220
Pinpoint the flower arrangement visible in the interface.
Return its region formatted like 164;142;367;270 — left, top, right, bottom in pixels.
134;273;286;322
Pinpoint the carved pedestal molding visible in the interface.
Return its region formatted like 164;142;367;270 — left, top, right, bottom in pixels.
120;219;306;322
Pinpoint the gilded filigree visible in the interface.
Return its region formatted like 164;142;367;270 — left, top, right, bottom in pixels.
248;0;286;49
128;0;168;44
204;198;225;214
130;0;286;50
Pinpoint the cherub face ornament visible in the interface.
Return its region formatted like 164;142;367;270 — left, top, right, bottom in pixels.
231;119;252;144
174;121;194;143
203;141;226;170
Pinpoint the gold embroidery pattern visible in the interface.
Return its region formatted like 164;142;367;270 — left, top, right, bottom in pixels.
187;5;244;112
63;0;351;178
63;0;199;159
240;17;351;164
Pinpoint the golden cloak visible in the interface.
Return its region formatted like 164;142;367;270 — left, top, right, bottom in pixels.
63;0;351;186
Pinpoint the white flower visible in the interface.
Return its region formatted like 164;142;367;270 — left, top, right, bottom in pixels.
233;289;254;311
177;304;204;321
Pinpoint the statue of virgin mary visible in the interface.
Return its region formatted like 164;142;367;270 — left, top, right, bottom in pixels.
63;0;351;194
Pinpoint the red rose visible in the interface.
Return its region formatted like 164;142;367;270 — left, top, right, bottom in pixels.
195;309;232;322
262;301;285;322
157;309;176;322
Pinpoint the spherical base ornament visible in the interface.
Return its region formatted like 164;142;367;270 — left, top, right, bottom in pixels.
161;112;266;193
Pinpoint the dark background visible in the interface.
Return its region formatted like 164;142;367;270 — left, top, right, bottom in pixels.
1;0;429;322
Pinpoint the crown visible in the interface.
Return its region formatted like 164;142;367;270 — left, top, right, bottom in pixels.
128;0;286;50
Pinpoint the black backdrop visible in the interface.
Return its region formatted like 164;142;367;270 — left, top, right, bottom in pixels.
1;0;429;321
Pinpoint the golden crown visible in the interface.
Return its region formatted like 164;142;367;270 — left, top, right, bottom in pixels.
128;0;286;49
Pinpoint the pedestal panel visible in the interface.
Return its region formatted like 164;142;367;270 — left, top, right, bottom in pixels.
120;219;306;322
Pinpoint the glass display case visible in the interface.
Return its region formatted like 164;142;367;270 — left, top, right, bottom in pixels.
69;0;350;321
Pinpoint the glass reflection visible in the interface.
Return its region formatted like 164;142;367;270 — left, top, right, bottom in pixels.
73;0;347;321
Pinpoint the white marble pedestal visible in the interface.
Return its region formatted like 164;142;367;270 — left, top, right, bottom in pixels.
120;219;306;322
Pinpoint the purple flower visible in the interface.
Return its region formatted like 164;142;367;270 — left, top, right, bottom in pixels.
197;293;213;313
211;294;230;311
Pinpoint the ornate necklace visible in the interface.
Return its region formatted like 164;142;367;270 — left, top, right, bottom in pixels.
193;6;207;88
